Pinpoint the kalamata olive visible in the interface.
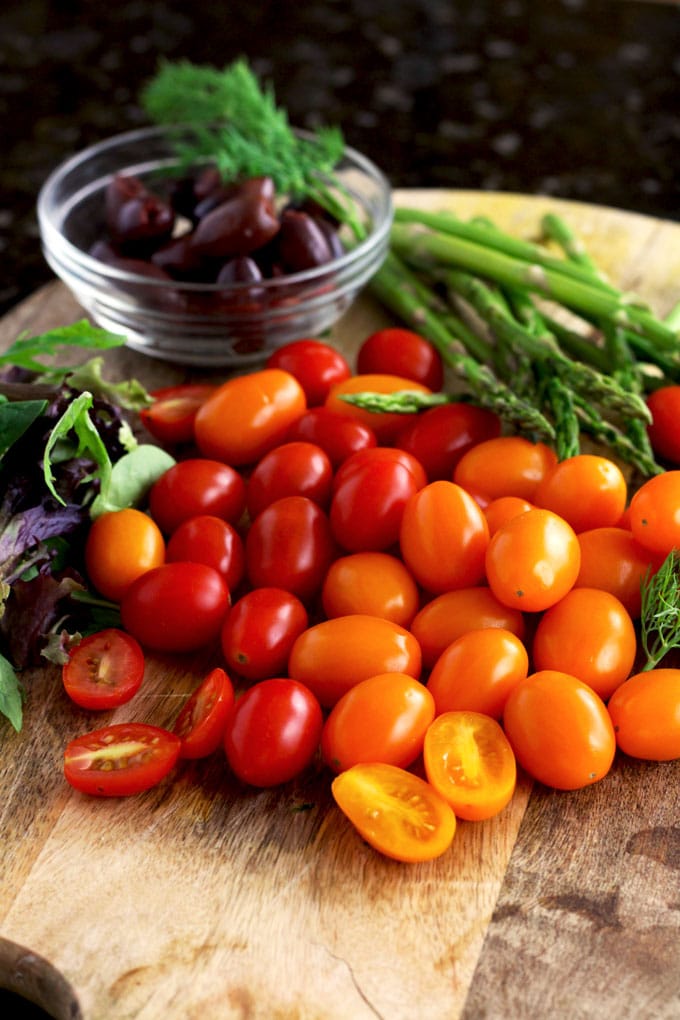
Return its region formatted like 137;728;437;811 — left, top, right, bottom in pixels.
216;255;264;286
189;176;280;257
105;173;175;245
314;215;345;259
89;240;185;309
151;234;206;279
277;209;334;271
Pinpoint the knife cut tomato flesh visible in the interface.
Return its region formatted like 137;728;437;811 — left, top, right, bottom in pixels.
62;629;145;710
173;667;235;759
64;723;181;797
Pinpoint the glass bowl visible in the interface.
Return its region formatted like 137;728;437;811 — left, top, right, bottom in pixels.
37;124;393;367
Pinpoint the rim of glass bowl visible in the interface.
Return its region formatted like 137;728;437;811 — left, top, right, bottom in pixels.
37;122;394;299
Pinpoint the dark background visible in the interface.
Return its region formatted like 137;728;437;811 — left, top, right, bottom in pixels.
1;0;679;322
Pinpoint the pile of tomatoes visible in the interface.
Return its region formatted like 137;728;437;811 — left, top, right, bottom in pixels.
61;328;680;863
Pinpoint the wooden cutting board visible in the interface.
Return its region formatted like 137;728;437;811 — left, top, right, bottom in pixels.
2;191;680;1020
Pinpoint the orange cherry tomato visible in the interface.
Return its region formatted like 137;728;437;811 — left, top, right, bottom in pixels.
331;762;456;862
321;551;420;628
629;470;680;556
85;508;165;602
288;614;422;707
194;368;306;465
575;526;662;618
607;668;680;761
427;628;529;719
173;667;235;759
533;454;628;533
400;480;489;594
321;672;435;773
423;711;517;821
410;587;526;671
485;508;581;612
324;373;432;443
453;436;558;502
532;587;636;700
483;496;534;536
502;670;616;790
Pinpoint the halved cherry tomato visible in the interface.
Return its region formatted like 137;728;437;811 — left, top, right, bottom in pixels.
246;441;333;517
453;436;558;502
608;668;680;761
220;587;309;681
427;628;529;719
533;454;628;533
62;629;145;710
646;385;680;464
356;328;444;390
575;526;662;618
84;508;165;602
321;672;435;773
64;722;181;797
394;402;501;482
173;667;235;759
629;470;680;556
166;514;245;592
321;551;420;627
423;711;517;821
224;677;323;787
266;338;352;405
140;383;217;445
331;762;456;862
325;373;432;443
149;458;246;534
285;407;377;468
503;670;616;790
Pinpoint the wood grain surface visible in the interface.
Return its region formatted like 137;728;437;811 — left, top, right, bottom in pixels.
1;191;680;1020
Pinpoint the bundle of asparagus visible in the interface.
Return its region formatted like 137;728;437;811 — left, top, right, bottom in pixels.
348;207;680;478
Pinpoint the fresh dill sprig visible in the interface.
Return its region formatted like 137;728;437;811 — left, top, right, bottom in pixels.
640;549;680;671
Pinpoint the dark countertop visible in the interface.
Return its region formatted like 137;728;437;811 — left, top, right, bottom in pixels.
1;0;679;320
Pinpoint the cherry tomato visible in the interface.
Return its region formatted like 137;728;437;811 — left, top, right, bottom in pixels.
532;588;636;700
356;328;444;390
629;471;680;556
533;454;628;533
194;368;306;465
325;373;432;443
575;526;662;618
62;629;145;710
400;481;489;593
246;441;333;517
332;446;427;493
245;495;336;601
173;667;235;759
394;403;501;482
330;457;420;552
166;515;245;592
285;407;377;468
84;508;165;602
608;668;680;760
288;614;422;707
410;587;526;670
148;458;246;534
121;562;229;653
331;762;456;862
321;673;435;773
321;551;420;627
266;338;351;405
453;436;558;502
485;508;581;612
424;711;517;821
64;722;181;797
220;587;308;681
646;386;680;464
427;628;529;719
502;670;616;790
224;677;323;787
140;383;217;445
484;496;534;536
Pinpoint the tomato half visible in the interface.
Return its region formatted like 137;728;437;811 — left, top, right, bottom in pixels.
62;629;145;710
64;722;181;797
140;383;217;445
356;328;444;390
148;458;247;535
424;711;517;821
608;668;680;761
84;508;165;602
266;338;352;405
173;667;235;759
331;762;456;862
427;628;529;719
221;587;309;681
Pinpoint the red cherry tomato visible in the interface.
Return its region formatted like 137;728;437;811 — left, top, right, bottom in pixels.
266;338;352;405
332;446;427;493
394;402;501;482
173;667;235;759
245;495;336;602
285;407;377;468
149;458;246;534
121;562;230;653
64;722;181;797
62;629;145;710
356;328;444;390
224;677;323;787
166;514;245;592
325;373;432;443
646;386;680;464
194;368;306;465
140;383;217;445
330;457;421;552
246;441;333;517
220;587;309;681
